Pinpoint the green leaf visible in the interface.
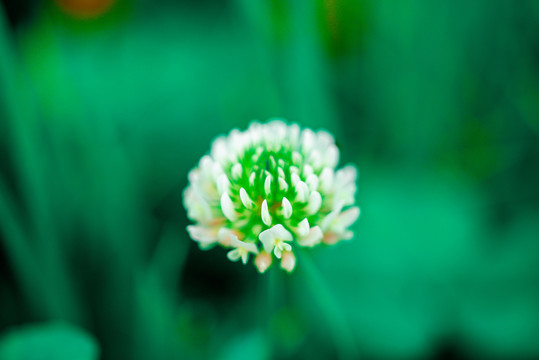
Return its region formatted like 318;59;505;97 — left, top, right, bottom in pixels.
0;322;99;360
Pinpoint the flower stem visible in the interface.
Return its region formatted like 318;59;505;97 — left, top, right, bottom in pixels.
297;249;359;360
256;265;279;358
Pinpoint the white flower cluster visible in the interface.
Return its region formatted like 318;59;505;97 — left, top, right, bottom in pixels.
183;120;360;273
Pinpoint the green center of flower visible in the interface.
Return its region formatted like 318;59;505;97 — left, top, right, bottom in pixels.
221;145;327;244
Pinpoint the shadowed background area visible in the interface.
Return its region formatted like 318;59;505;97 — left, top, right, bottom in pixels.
1;0;539;359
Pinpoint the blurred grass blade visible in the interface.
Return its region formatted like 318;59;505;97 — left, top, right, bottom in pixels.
0;4;80;322
297;249;358;360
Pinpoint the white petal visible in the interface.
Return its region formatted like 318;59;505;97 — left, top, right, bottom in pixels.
265;120;287;144
291;172;301;186
292;151;302;165
295;181;309;202
308;150;323;169
229;129;248;155
220;193;238;221
259;228;276;253
230;239;258;263
269;155;277;169
261;199;272;226
278;177;289;191
274;246;283;259
249;172;256;187
274;120;288;137
272;224;293;241
230;236;258;253
217;228;238;247
187;169;200;185
243;242;259;254
227;248;241;262
187;225;218;244
306;174;319;191
301;129;315;152
325;144;339;168
306;191;322;215
319;167;334;192
282;242;292;252
255;252;272;273
277;167;285;179
212;162;224;180
183;187;212;222
248;122;263;143
228;129;241;149
303;164;314;178
331;199;346;213
211;137;228;163
298;226;323;247
335;166;358;186
239;187;254;209
336;207;360;229
198;157;215;180
321;210;339;230
264;175;273;196
335;185;357;207
317;130;335;148
280;251;296;272
282;197;293;219
298;218;310;236
231;163;243;179
230;236;244;248
217;174;230;194
288;124;300;145
241;251;249;264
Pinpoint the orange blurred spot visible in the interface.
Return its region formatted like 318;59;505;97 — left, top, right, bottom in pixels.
55;0;115;19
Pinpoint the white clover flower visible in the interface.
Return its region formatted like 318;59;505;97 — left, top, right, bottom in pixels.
183;119;360;273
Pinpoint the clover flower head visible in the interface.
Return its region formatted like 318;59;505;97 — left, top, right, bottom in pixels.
183;119;360;273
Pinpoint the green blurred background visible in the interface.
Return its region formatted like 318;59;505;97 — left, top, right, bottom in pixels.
1;0;539;359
